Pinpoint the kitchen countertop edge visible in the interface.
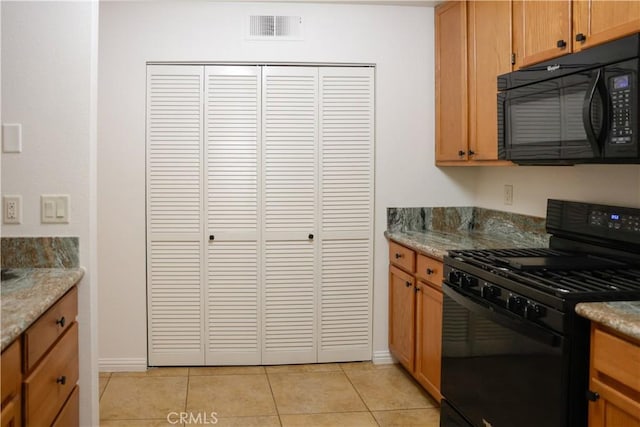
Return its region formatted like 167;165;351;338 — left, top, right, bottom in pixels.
576;301;640;342
1;267;85;351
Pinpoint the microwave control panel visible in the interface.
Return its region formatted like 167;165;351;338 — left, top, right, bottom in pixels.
610;74;632;144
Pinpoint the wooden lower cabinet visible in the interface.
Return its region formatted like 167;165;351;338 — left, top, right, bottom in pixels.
0;286;79;427
588;324;640;427
388;241;443;402
389;266;416;370
414;281;443;401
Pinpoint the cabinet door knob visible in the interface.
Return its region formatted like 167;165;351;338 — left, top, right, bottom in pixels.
308;234;314;240
426;268;435;275
209;235;215;241
405;281;412;288
468;150;475;156
557;39;567;49
415;286;421;293
575;33;586;43
458;150;466;156
586;390;600;402
56;317;66;328
395;253;404;259
56;376;67;385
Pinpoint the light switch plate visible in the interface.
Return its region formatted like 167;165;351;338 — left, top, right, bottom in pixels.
2;123;22;153
41;194;70;224
3;195;22;224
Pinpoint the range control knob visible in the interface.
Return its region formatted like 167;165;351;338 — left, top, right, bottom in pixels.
481;284;501;299
524;303;546;320
448;270;462;286
461;274;479;289
507;294;525;314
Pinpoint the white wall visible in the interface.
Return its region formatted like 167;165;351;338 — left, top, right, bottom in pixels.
98;1;476;366
473;165;640;217
1;1;99;425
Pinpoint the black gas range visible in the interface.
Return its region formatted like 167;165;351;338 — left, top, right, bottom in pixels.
440;199;640;427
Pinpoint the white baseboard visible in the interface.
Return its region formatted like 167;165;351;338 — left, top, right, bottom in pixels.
99;358;147;372
372;350;395;365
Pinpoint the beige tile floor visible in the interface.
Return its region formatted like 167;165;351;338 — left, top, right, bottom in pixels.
99;362;440;426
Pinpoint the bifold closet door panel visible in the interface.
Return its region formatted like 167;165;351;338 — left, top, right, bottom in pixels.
147;65;205;365
261;66;319;364
204;66;262;365
318;67;374;362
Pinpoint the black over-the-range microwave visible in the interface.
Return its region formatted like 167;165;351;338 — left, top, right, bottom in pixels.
498;33;639;165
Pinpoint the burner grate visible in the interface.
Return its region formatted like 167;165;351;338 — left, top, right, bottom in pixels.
448;248;640;297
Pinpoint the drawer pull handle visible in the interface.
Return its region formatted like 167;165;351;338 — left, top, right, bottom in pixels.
308;234;314;240
56;316;66;328
209;235;215;241
405;281;412;288
395;253;404;259
56;376;67;385
426;268;435;275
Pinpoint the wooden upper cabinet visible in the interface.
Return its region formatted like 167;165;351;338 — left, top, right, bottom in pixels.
468;0;512;160
513;0;572;69
435;1;468;162
573;0;640;52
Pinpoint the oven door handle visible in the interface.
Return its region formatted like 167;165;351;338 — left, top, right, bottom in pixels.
443;284;562;348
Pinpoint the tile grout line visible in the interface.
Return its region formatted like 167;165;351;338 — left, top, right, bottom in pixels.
339;364;382;426
265;369;284;427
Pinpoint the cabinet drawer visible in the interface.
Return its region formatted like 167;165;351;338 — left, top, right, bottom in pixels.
52;385;79;427
24;287;77;372
415;255;443;289
1;339;21;406
592;326;640;392
389;241;416;273
24;322;78;427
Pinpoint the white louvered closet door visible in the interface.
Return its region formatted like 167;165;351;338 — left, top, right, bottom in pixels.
204;66;262;365
147;65;205;365
318;67;374;362
261;67;319;364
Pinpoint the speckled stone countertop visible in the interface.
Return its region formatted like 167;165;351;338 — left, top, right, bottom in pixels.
385;206;549;259
385;230;548;260
1;268;84;351
576;301;640;342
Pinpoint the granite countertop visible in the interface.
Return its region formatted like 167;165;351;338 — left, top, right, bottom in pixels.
1;268;84;351
576;301;640;342
384;229;549;260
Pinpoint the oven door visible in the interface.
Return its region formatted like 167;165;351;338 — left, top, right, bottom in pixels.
440;284;568;427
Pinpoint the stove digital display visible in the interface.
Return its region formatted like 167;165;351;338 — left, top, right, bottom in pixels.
611;214;620;220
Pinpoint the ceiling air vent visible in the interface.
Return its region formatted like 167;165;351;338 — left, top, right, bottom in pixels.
248;15;303;40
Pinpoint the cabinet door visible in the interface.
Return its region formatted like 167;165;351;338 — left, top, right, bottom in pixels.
389;266;416;371
573;0;640;52
414;282;443;402
261;66;319;365
588;384;640;427
0;395;21;427
468;0;513;161
318;67;374;363
435;1;468;162
204;66;262;365
147;65;205;366
513;0;572;69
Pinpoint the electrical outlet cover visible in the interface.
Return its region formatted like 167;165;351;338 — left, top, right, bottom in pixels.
3;195;22;224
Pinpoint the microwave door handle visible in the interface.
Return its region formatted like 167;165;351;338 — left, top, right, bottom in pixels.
582;69;608;156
